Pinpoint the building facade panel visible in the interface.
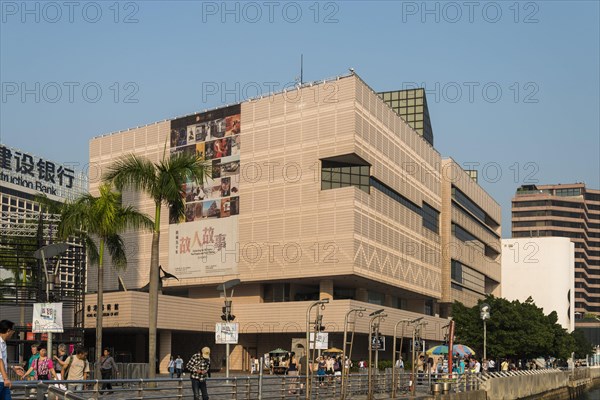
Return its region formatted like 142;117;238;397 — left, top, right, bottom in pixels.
440;159;501;314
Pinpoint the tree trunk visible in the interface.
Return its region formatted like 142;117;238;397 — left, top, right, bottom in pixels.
148;204;161;380
96;240;105;380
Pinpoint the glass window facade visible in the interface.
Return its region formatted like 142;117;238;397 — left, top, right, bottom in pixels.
321;161;370;193
379;88;434;146
555;188;582;197
422;202;440;233
451;259;485;294
371;177;439;234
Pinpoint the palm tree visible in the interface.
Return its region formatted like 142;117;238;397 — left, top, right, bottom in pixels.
103;151;210;378
57;183;152;374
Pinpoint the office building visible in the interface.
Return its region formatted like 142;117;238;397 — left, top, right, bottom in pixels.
512;183;600;316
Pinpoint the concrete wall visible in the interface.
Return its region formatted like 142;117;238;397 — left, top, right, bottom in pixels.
502;237;575;332
483;371;569;400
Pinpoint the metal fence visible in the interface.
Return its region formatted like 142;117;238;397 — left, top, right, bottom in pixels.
7;370;485;400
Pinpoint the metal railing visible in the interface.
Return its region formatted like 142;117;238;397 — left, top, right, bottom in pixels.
7;370;486;400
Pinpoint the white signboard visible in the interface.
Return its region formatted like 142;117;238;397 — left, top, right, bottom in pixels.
371;335;385;351
32;303;64;333
309;332;329;350
169;216;239;278
215;322;239;344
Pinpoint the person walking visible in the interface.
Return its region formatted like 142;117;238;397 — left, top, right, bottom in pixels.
64;347;90;391
26;343;40;381
168;356;175;378
53;344;68;380
287;352;301;394
0;320;17;400
99;348;118;394
187;347;211;400
175;355;184;378
19;345;57;381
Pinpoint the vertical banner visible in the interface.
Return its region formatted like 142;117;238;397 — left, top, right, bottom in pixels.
32;303;64;333
168;105;241;278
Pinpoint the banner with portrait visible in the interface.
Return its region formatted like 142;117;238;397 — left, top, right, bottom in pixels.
168;105;241;277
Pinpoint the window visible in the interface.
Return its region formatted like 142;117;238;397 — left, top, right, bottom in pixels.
368;291;384;305
451;260;485;294
555;188;582;197
370;177;421;215
422;202;439;233
263;283;290;302
321;160;370;193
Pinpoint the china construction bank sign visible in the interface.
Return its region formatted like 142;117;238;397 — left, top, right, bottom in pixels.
0;143;85;199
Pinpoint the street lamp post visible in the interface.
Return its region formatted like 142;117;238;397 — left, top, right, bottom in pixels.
341;307;365;400
367;309;386;400
392;317;423;398
480;303;490;361
410;319;427;394
32;243;69;359
216;279;241;380
305;298;329;400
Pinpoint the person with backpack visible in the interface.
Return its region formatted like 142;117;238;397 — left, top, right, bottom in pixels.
18;345;57;381
63;347;90;391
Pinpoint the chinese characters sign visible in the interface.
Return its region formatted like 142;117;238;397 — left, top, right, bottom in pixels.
168;105;241;278
32;302;64;333
169;216;239;278
0;144;82;199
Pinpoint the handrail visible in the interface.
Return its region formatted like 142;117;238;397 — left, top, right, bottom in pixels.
10;368;573;399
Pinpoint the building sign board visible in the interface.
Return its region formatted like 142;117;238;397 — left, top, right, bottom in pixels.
32;302;64;333
0;143;84;199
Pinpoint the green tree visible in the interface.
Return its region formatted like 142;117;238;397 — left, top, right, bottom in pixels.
452;296;575;361
103;151;210;378
571;329;593;359
57;183;152;373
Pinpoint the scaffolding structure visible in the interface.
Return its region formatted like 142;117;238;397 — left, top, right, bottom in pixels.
0;208;86;346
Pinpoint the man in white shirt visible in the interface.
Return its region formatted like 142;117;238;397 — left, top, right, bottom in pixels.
395;356;404;369
0;320;17;400
474;359;481;373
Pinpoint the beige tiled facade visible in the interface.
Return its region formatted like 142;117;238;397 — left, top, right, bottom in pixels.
439;159;501;316
86;74;500;370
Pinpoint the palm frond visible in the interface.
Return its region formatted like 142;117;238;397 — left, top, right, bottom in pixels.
105;234;127;270
82;233;100;266
103;154;157;195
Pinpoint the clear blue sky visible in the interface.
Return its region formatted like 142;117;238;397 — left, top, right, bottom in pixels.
1;0;599;236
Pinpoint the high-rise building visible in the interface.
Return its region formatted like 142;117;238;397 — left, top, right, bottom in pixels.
512;183;600;318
